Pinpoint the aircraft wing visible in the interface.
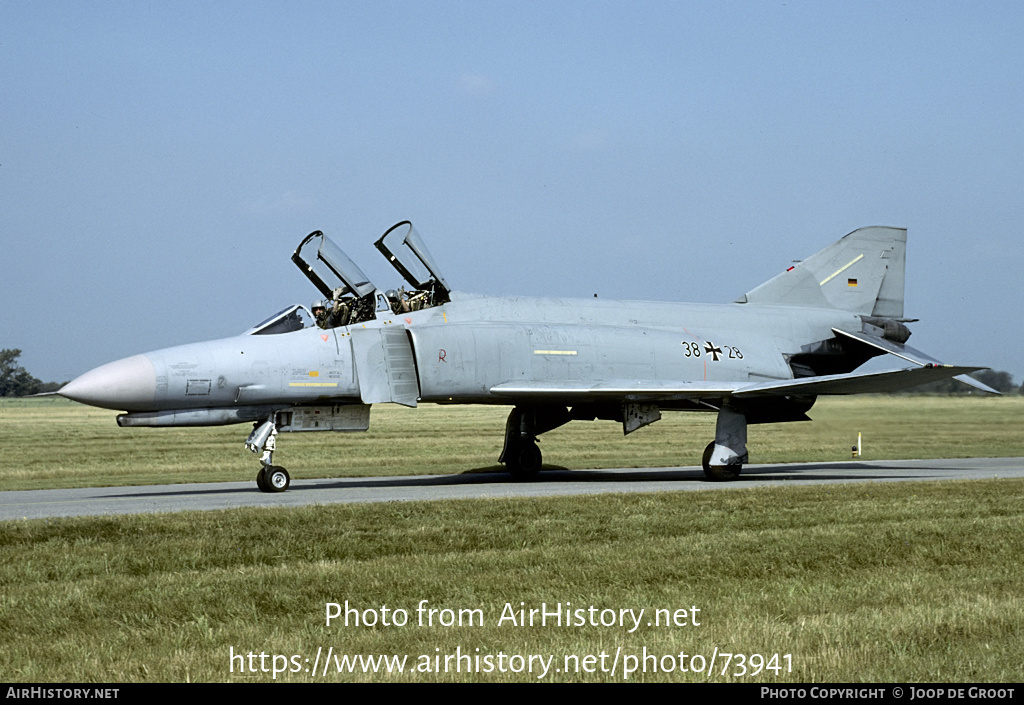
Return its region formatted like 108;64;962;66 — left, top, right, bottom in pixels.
833;328;999;394
490;365;986;402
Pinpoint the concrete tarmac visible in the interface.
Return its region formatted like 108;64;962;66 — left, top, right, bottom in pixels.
2;457;1022;521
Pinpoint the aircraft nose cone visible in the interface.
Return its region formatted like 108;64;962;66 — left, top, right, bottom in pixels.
59;354;157;411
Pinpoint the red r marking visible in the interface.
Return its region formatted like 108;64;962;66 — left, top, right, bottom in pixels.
438;349;447;363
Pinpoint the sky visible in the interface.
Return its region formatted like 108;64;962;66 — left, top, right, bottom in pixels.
3;1;1023;384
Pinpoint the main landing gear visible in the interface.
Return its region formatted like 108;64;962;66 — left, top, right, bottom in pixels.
504;436;543;479
499;408;543;479
701;406;748;481
498;404;750;482
499;406;573;480
246;415;291;493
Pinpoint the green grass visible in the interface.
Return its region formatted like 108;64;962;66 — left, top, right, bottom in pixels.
1;396;1021;682
2;396;1023;491
1;481;1021;682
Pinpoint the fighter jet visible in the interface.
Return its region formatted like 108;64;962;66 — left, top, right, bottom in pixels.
58;221;995;492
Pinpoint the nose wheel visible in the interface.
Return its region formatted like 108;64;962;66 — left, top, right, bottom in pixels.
257;465;291;493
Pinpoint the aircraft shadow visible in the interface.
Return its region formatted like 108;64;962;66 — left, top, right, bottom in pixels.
107;461;934;500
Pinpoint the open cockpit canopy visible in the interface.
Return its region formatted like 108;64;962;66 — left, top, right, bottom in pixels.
375;221;451;305
292;230;377;301
288;222;452;329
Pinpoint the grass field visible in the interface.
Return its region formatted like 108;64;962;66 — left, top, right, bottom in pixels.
2;395;1023;490
1;396;1022;682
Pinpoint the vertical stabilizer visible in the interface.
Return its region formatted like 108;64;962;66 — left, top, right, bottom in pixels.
737;226;906;318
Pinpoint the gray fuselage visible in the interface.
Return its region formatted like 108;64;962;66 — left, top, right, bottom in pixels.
61;292;860;423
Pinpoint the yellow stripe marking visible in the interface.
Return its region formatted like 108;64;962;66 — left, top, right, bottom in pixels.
819;254;864;286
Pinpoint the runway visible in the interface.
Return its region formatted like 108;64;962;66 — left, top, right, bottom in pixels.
2;457;1022;521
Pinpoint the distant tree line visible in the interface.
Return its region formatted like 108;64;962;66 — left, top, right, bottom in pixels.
894;368;1021;395
0;349;66;397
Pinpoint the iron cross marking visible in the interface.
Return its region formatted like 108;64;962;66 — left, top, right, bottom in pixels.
704;341;723;361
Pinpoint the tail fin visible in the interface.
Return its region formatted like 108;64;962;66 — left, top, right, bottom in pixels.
736;226;906;318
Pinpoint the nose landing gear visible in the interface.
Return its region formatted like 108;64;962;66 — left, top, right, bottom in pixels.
247;415;291;493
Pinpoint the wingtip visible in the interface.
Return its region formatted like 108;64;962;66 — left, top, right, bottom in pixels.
953;373;1001;395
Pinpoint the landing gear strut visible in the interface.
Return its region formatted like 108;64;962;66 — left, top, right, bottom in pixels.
246;415;291;492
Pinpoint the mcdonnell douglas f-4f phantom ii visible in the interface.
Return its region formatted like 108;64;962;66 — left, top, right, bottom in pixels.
59;221;995;492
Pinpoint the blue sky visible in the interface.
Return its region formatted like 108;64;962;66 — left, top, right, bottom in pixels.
4;1;1022;383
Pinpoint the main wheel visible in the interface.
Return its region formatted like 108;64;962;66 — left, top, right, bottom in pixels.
701;441;741;481
259;465;291;493
506;440;542;480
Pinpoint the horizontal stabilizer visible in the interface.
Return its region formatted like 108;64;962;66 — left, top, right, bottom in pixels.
951;373;998;394
833;328;999;394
